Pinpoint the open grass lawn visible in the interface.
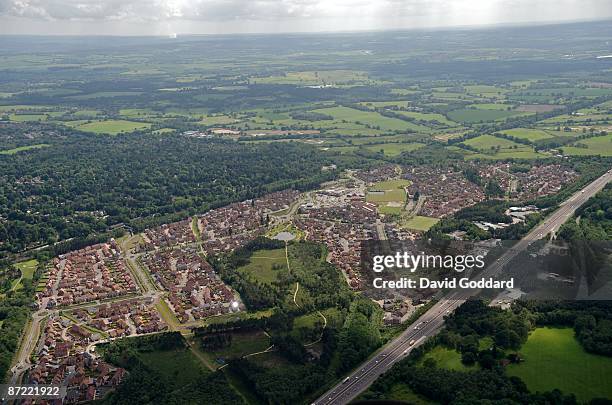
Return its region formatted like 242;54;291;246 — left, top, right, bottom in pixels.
74;119;152;135
205;330;271;360
367;179;409;214
500;128;555;142
138;348;208;387
367;179;409;202
422;346;474;372
364;142;425;156
367;189;405;203
448;108;526;123
401;215;440;231
237;248;287;284
11;259;38;291
506;327;612;402
562;134;612;157
0;144;49;155
15;259;37;279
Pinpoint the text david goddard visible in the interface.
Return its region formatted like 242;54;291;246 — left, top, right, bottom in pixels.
372;277;514;290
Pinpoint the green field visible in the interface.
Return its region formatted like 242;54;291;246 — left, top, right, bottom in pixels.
394;111;457;126
422;346;474;372
462;134;523;151
237;248;287;284
138;348;209;386
0;144;50;155
9;113;48;122
11;259;38;291
448;108;525;123
507;328;612;402
366;179;409;214
500;128;555;142
313;106;431;132
73;119;152;135
204;330;271;361
561;134;612;157
401;215;440;231
364;142;425;156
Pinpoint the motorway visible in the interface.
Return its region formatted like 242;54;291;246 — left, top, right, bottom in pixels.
314;168;612;405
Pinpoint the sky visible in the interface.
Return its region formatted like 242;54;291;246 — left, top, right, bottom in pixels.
0;0;611;36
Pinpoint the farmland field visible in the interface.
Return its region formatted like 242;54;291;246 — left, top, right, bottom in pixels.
462;134;524;150
500;128;555;142
448;108;527;123
506;328;612;402
313;106;431;133
71;120;153;135
561;134;612;156
364;142;425;156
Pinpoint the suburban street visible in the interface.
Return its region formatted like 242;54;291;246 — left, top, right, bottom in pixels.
314;168;612;405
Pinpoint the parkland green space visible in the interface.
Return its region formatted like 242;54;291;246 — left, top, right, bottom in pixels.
506;328;612;402
400;215;440;231
203;330;271;363
11;259;38;291
367;179;410;214
421;346;473;372
236;248;287;284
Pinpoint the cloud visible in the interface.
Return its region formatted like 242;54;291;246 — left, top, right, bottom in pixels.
0;0;610;34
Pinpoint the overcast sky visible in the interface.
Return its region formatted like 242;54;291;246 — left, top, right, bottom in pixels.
0;0;611;36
